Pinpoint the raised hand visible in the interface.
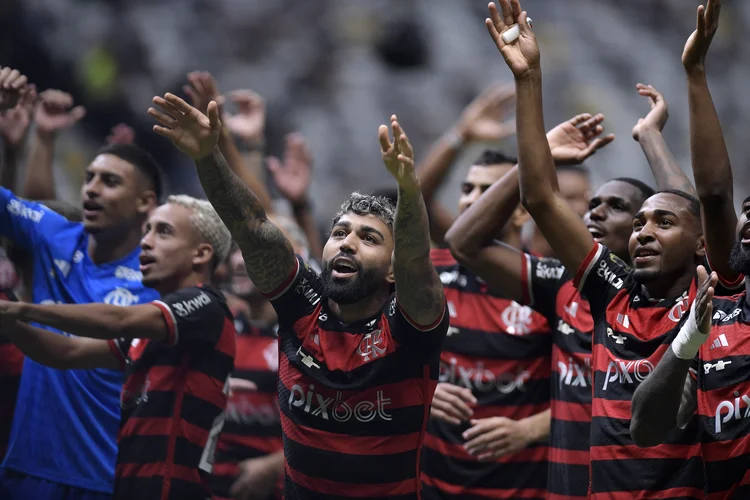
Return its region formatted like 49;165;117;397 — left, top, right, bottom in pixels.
695;265;717;334
267;133;313;206
223;89;266;144
0;67;29;111
0;84;37;147
106;123;135;145
486;0;539;79
183;71;223;117
632;84;669;141
35;90;86;138
456;83;516;142
683;0;720;74
379;115;416;185
547;113;615;165
148;93;221;160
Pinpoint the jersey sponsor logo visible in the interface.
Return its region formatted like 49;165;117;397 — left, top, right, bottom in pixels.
668;294;690;322
607;327;626;345
294;277;321;306
225;398;279;426
440;358;530;394
721;309;741;323
6;199;44;223
536;261;564;280
356;329;386;361
296;346;320;369
602;358;654;390
288;384;392;423
263;340;279;371
596;260;624;290
172;291;211;317
557;319;575;336
709;334;729;350
104;287;140;307
558;357;591;388
501;302;534;335
704;360;732;374
439;270;468;288
715;393;750;433
115;266;143;282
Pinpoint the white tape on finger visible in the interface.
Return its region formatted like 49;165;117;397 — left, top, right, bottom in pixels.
501;18;533;44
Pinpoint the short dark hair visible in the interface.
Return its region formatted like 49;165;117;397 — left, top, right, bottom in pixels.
612;177;655;203
332;192;396;233
95;144;164;201
656;189;701;220
473;149;517;167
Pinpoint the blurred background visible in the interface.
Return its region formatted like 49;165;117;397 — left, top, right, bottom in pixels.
0;0;747;229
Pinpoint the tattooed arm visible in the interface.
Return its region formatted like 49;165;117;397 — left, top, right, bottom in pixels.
380;116;444;327
149;93;296;294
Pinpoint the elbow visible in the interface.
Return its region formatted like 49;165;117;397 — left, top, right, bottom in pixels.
444;230;475;265
520;191;550;216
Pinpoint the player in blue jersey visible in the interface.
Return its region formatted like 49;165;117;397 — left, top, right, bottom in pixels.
0;68;164;500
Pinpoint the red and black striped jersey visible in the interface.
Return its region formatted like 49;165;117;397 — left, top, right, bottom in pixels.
264;256;449;499
420;248;550;500
107;285;236;500
0;289;21;459
575;243;703;499
520;253;592;500
697;291;750;499
213;312;282;500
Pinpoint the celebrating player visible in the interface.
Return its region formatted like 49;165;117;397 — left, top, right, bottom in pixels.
149;93;448;498
0;195;235;500
486;0;708;497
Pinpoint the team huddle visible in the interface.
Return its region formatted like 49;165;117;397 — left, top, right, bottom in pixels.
0;0;748;499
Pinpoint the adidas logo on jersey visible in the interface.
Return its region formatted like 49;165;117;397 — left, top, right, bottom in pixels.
709;334;729;350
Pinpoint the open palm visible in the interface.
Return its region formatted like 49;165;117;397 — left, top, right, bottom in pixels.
486;0;540;79
682;0;720;73
148;93;221;160
547;113;614;165
379;115;415;183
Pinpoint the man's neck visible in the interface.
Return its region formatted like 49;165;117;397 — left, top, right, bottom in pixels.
87;228;143;265
744;278;750;305
328;287;391;326
641;271;695;302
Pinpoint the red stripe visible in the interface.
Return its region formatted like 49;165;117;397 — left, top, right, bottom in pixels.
701;438;750;462
591;398;631;420
520;252;531;306
590;443;701;462
280;411;420;456
700;324;750;361
261;258;299;300
217;434;282;455
397;299;446;332
161;355;190;500
573;243;600;290
430;248;456;267
471;402;551;421
551;400;591;423
547;493;588;500
0;343;23;376
215;318;236;357
152;301;177;346
286;464;418;497
422;473;546;498
706;468;750;500
423;433;548;464
183;367;228;409
107;339;127;370
443;287;550;335
117;461;201;484
590;487;704;500
212;461;239;478
548;447;589;466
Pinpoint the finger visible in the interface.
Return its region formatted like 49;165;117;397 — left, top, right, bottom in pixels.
69;105;86;122
207;101;221;128
7;71;24;89
578;114;605;134
147;107;177;127
152;96;182;118
183;85;201;108
583;124;604;141
509;0;522;21
266;156;283;174
188;72;207;97
499;0;513;26
437;393;474;419
398;135;413;160
0;68;10;87
164;93;194;114
476;445;512;461
378;125;392;152
153;124;177;140
518;10;532;36
696;5;705;36
568;113;593;127
431;408;461;426
485;18;504;49
431;398;469;422
440;384;478;404
696;265;708;285
466;430;508;452
391;120;404;150
581;135;615;158
489;2;507;33
200;72;219;96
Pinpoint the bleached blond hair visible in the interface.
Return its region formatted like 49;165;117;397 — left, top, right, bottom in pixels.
167;195;232;269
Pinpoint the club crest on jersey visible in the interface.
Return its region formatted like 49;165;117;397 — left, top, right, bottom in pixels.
501;302;534;335
357;329;386;361
104;287;139;307
668;293;690;322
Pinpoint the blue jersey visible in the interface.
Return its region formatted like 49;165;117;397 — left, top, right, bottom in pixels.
0;188;158;493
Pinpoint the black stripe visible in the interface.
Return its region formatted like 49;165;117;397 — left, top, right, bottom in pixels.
590;416;700;447
590;456;704;493
173;435;205;468
705;454;750;494
117;435;168;464
552;329;592;354
189;350;234;382
121;390;175;420
550;377;592;405
699;355;750;391
221;421;281;437
438;328;550;359
471;378;551;407
283;475;418;500
547;462;589;497
181;392;224;430
278;382;425;436
550;420;591;451
422;484;545;500
114;476;165;500
166;477;211;500
231;369;278;393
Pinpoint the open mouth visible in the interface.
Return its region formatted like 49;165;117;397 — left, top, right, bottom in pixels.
332;257;358;278
82;200;103;218
139;254;156;272
740;223;750;244
587;225;605;240
633;247;659;264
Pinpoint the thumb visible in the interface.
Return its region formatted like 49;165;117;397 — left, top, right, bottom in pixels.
207;101;221;129
70;105;86;121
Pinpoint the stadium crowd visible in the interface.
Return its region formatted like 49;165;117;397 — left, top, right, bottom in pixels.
0;0;748;499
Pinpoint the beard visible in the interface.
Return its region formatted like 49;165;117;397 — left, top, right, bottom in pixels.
632;267;660;284
321;259;384;305
729;240;750;276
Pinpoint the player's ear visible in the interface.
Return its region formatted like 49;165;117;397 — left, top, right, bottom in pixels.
386;251;395;285
193;242;214;269
695;233;706;260
137;190;158;216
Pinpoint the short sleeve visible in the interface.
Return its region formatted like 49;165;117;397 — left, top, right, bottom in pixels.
572;242;632;314
152;286;229;347
386;294;449;354
521;252;567;320
107;338;130;370
263;256;324;328
705;255;744;296
0;187;56;249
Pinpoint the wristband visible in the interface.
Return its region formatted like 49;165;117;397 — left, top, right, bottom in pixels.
671;301;710;360
443;129;465;150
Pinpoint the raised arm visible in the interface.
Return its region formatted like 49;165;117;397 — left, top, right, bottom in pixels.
486;0;594;275
631;266;716;446
446;113;614;299
416;84;515;245
149;93;296;294
380;116;444;326
682;0;738;284
0;84;35;190
631;84;696;195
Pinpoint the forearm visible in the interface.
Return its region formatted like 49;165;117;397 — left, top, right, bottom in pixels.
292;204;323;261
22;133;56;200
1;146;20;190
521;408;550;444
218;128;273;213
5;321;108;369
195;147;295;293
416;132;462;244
638;129;696;196
393;179;444;325
18;302;132;339
515;71;558;210
630;348;693;447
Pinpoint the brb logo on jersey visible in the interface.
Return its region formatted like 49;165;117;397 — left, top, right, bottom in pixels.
715;394;750;433
288;384;392;423
104;287;139;307
602;358;654;390
357;329;386;361
502;302;534;335
440;358;530;394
